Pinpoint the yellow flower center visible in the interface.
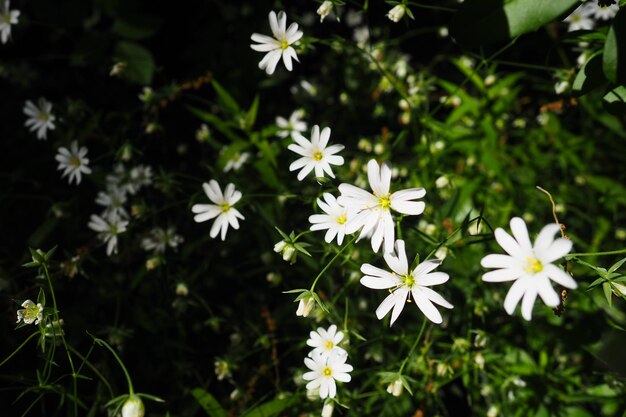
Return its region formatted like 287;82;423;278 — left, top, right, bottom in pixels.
2;14;10;24
322;367;332;377
221;203;231;213
70;157;80;167
336;214;347;225
524;257;543;274
38;112;49;122
324;341;334;350
402;274;415;288
378;194;391;210
280;39;290;50
313;151;323;161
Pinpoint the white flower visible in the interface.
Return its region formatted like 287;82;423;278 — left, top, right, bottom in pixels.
191;180;245;240
288;125;344;181
0;0;19;44
224;152;250;172
588;2;619;20
360;240;453;325
303;351;353;399
128;165;152;194
121;395;145;417
564;5;595;31
88;213;129;256
480;217;576;321
309;193;352;245
95;186;129;219
55;141;92;185
386;378;404;396
387;4;406;22
338;159;426;254
317;1;333;22
141;227;184;253
297;296;315;317
23;98;56;140
250;11;303;75
16;299;43;325
276;109;307;140
306;324;347;359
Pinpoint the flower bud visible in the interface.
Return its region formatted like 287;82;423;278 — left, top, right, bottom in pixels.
317;1;333;22
321;401;334;417
386;378;404;397
121;395;145;417
296;296;315;317
386;5;406;22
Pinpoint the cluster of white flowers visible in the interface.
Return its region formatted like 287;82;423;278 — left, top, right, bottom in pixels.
303;324;353;411
141;226;184;254
564;1;619;31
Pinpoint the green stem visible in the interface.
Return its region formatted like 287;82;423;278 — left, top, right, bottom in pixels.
0;331;39;367
92;335;135;395
399;318;428;374
567;248;626;258
310;235;359;292
42;264;78;417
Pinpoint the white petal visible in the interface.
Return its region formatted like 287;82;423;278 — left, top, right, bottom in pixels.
540;239;573;264
412;260;441;278
482;268;523;282
389;287;409;325
411;288;443;324
510;217;532;252
391;200;425;216
264;49;283;75
383;239;408;275
503;278;529;315
494;228;526;260
544;264;577;289
521;286;538;321
481;254;517;269
375;291;400;320
533;223;561;253
536;276;560;307
416;272;449;286
419;286;453;309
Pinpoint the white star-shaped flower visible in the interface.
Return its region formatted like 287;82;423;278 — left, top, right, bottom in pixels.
306;324;347;360
564;4;595;31
0;0;19;44
191;180;245;241
480;217;576;321
338;159;426;253
276;109;307;140
360;239;453;326
587;2;619;20
289;125;344;181
250;11;303;75
16;299;43;325
88;212;128;256
303;350;353;399
23;98;56;140
309;193;352;245
55;141;92;185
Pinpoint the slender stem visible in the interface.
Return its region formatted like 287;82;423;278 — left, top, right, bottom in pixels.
0;331;39;367
92;336;135;395
399;318;428;374
568;248;626;258
42;264;78;417
310;235;359;292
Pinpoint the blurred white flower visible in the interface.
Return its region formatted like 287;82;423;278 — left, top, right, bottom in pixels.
317;1;333;22
386;378;404;396
121;395;144;417
128;165;152;194
250;11;303;75
360;240;453;325
224;151;250;172
95;186;129;219
480;217;576;321
309;193;352;245
303;351;353;399
23;98;56;140
288;125;345;181
276;109;307;140
141;227;184;253
0;0;19;44
554;80;570;95
88;213;129;256
387;4;406;22
55;141;92;185
353;26;369;46
138;86;153;103
306;324;347;359
564;5;595;31
321;402;334;417
214;359;231;381
191;180;245;240
16;299;43;325
338;159;426;253
588;2;619;20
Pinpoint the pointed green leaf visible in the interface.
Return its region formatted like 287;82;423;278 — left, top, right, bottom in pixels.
211;80;241;115
191;388;227;417
603;8;626;83
572;51;606;96
241;397;297;417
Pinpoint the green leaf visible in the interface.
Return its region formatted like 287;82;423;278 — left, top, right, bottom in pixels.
450;0;579;47
608;257;626;274
114;41;155;85
603;282;613;306
602;85;626;115
211;80;241;115
245;95;260;130
191;388;227;417
572;51;606;96
188;107;245;143
241;397;297;417
603;8;626;83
